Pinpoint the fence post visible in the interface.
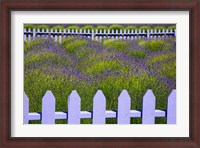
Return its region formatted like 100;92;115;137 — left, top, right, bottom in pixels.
28;28;31;42
68;90;81;124
24;28;27;41
92;90;106;124
92;29;94;41
167;90;176;124
24;92;29;124
174;29;176;37
33;28;36;39
142;90;156;124
37;28;40;38
46;28;49;38
59;29;62;44
42;91;56;124
117;90;131;124
147;30;150;38
95;29;98;41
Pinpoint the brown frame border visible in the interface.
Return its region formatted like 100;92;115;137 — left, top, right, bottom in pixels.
0;0;199;148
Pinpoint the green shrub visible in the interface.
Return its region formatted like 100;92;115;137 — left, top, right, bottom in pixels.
160;62;176;79
65;39;89;53
139;26;151;31
51;25;64;31
24;39;45;53
24;24;37;30
168;25;176;31
25;52;67;66
103;39;129;53
145;39;171;52
136;39;147;47
81;25;94;31
61;37;74;47
86;60;119;75
127;50;146;59
109;25;124;32
153;26;166;31
125;26;137;31
66;25;80;31
150;53;175;63
96;26;108;32
36;25;50;31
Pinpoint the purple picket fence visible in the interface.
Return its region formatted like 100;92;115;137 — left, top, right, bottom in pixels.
24;89;176;124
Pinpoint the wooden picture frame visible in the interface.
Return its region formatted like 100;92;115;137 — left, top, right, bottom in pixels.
1;0;199;147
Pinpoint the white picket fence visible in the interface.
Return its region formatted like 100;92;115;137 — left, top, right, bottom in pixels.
24;28;176;43
24;89;176;124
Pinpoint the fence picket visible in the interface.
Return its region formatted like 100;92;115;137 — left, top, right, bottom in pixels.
142;90;156;124
24;92;29;124
42;91;55;124
92;90;106;124
68;90;81;124
24;28;27;41
167;90;176;124
117;90;131;124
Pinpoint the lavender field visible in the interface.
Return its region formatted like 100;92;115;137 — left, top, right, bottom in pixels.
24;25;176;124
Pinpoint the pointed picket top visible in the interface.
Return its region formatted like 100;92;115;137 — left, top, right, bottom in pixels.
93;90;106;124
68;90;81;124
42;91;56;124
142;89;156;124
167;89;176;124
118;90;131;124
24;92;29;124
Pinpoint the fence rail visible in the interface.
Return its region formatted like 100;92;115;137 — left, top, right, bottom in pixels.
24;89;176;124
24;28;176;43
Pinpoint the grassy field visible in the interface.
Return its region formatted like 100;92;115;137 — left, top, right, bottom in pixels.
24;36;176;124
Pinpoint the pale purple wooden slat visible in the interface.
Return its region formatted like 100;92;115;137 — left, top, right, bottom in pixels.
68;90;81;124
91;29;94;40
117;90;131;124
105;110;117;118
33;28;36;39
42;91;55;124
24;28;27;41
142;90;156;124
167;90;176;124
80;111;92;118
130;110;141;118
24;92;29;124
92;90;106;124
28;113;41;120
155;110;166;117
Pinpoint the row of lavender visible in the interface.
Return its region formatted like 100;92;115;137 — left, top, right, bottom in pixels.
24;28;176;42
24;89;176;124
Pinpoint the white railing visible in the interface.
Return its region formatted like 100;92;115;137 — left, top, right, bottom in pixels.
24;89;176;124
24;28;176;43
